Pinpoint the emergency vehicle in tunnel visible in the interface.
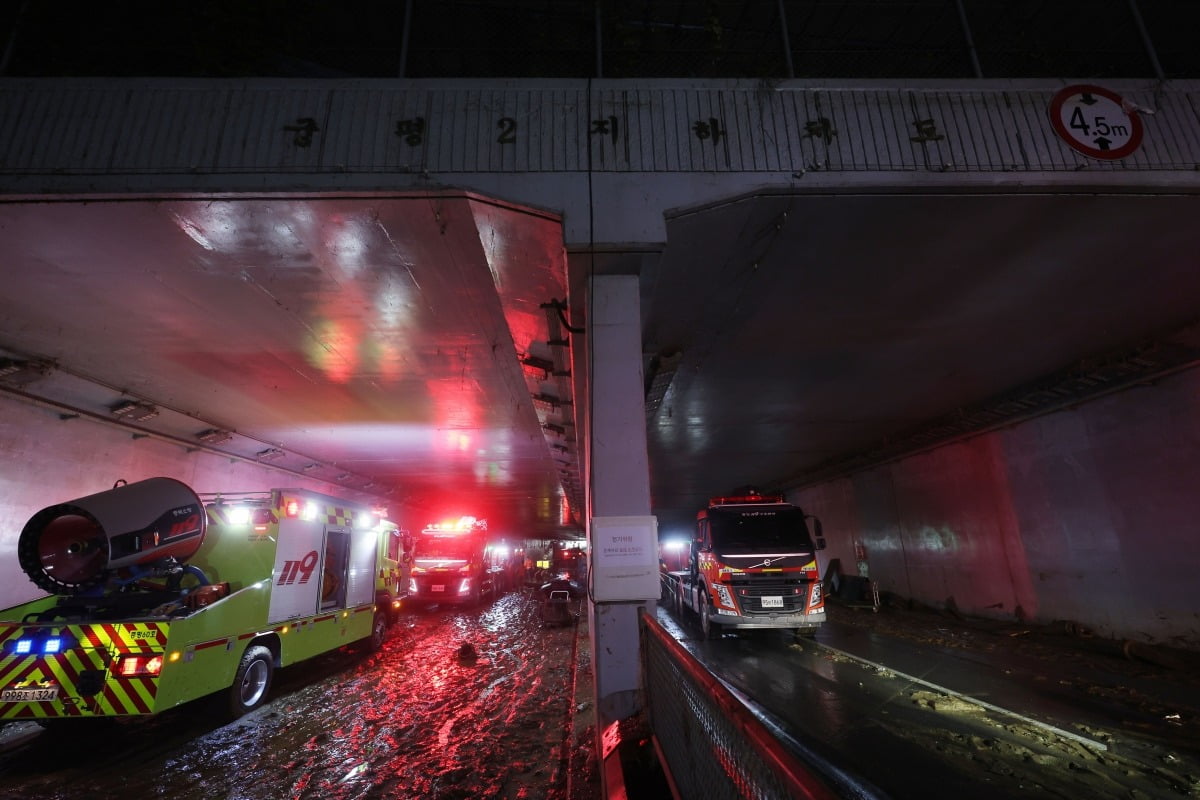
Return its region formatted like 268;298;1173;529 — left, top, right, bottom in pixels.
407;516;511;605
662;489;828;639
0;477;408;722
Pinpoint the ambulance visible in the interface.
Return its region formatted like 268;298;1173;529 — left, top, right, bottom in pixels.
0;477;410;722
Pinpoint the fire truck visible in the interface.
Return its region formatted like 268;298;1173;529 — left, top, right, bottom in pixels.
662;489;827;639
408;516;509;605
0;477;410;723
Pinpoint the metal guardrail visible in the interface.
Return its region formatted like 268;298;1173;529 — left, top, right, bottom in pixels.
640;609;839;800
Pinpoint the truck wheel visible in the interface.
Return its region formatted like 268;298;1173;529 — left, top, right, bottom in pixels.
229;645;273;718
700;592;715;640
361;613;388;654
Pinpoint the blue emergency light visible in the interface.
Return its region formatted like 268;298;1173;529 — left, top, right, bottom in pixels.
11;635;66;655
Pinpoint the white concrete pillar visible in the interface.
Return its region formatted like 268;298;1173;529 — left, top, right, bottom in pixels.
585;273;656;725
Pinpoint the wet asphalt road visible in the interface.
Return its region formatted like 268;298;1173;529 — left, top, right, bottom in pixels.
0;590;581;800
659;603;1200;799
4;590;1197;800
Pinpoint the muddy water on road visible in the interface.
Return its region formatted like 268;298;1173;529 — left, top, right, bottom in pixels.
0;592;581;800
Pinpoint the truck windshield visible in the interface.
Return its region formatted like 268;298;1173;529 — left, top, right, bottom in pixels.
415;535;476;560
709;507;813;552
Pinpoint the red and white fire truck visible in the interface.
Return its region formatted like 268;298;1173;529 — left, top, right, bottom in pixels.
662;489;827;639
407;516;510;605
0;477;409;723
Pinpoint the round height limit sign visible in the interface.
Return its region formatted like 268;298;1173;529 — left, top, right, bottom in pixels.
1049;84;1144;160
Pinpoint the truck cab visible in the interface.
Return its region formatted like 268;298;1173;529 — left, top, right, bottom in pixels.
408;516;504;605
684;490;827;638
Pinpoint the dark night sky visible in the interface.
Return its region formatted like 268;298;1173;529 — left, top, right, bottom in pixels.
1;1;1197;80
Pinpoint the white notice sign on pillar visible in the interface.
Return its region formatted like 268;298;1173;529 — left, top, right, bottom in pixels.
590;515;659;602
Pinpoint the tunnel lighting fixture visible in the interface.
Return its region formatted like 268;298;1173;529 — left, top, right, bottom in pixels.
196;429;232;444
110;400;160;421
336;473;352;481
256;447;285;461
520;354;556;378
543;423;566;436
0;357;51;384
533;392;572;409
0;359;27;378
302;463;320;472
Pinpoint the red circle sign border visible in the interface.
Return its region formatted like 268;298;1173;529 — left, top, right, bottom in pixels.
1049;84;1144;160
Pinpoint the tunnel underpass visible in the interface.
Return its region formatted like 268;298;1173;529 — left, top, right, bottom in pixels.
2;50;1200;800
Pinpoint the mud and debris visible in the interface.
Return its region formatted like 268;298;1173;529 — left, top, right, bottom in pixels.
820;599;1200;798
828;597;1200;746
0;590;594;800
6;584;1198;799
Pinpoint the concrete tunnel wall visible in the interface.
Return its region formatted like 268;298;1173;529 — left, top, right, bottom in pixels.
4;356;1198;648
0;395;380;610
793;365;1200;650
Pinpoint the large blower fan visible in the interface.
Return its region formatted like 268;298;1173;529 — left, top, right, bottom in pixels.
17;477;207;595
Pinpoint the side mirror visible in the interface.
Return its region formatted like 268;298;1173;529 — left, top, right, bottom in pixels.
808;516;826;550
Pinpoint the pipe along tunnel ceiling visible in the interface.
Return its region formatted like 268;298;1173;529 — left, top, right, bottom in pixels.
2;189;1200;539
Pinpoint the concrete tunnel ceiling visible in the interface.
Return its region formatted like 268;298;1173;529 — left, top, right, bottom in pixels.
0;193;581;539
3;188;1200;540
638;189;1200;536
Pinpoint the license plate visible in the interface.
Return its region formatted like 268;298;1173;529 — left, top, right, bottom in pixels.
761;596;784;608
431;585;445;593
2;685;59;702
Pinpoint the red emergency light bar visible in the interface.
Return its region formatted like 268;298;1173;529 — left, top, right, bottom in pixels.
423;515;487;532
709;494;785;506
709;493;785;505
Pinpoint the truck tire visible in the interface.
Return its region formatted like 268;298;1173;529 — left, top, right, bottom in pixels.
229;645;273;718
361;612;388;654
699;590;715;640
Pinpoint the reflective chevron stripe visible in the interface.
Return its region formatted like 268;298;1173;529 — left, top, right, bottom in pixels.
0;621;170;719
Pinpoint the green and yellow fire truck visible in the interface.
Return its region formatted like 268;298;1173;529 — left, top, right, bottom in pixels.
0;477;410;722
